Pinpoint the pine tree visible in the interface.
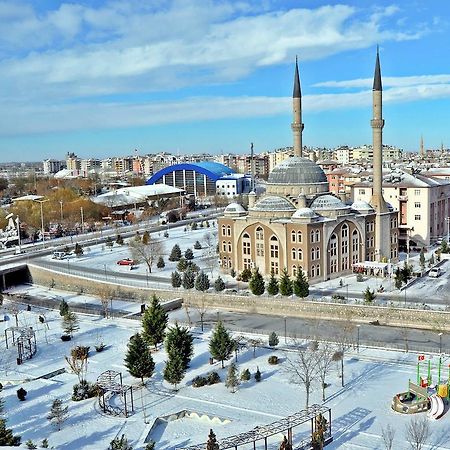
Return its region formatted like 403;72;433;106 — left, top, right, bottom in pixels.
230;268;236;278
169;244;182;261
0;418;21;446
214;276;226;292
163;353;185;389
25;439;37;449
363;287;376;304
116;234;124;245
109;434;133;450
225;362;239;393
209;321;234;368
177;257;187;271
41;438;49;448
191;222;198;230
293;269;309;298
429;254;435;267
195;271;210;292
124;333;155;384
206;429;219;450
156;256;165;269
142;231;150;245
194;240;202;250
165;323;194;370
142;295;168;349
249;268;265;295
267;271;279;296
171;271;182;288
144;441;155;450
59;299;69;316
254;366;261;382
47;398;68;431
268;331;279;347
182;270;195;289
240;268;252;282
62;312;79;337
184;248;194;260
279;268;293;296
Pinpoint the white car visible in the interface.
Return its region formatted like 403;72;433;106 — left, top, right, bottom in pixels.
429;268;441;278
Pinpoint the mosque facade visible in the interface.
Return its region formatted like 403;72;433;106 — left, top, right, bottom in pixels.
218;52;398;283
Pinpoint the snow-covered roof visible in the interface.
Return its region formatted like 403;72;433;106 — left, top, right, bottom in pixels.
291;207;319;220
310;194;349;211
12;194;44;202
351;201;375;213
92;184;183;207
224;202;247;216
251;196;296;212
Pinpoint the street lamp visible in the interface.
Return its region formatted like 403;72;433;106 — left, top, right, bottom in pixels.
284;316;287;344
34;199;49;247
357;324;361;353
15;216;21;254
59;201;63;223
406;227;414;265
103;264;107;281
439;332;443;354
80;207;84;233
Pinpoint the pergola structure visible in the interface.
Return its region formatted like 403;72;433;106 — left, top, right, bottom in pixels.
5;326;37;365
97;370;134;417
177;404;332;450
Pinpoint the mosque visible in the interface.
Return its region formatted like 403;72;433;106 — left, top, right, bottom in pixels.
218;51;399;282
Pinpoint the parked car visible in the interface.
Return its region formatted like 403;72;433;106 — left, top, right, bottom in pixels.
116;258;135;266
429;267;441;278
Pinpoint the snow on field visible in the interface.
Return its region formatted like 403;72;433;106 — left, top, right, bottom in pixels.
2;297;450;450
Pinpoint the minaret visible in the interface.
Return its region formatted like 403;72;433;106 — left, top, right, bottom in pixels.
370;48;388;214
292;57;304;157
420;135;425;158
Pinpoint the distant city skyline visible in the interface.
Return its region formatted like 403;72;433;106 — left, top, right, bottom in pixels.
0;0;449;162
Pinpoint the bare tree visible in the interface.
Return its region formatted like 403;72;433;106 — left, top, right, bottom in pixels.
334;314;356;387
400;327;410;353
315;343;336;401
98;287;113;318
381;424;396;450
284;341;320;408
194;295;209;331
404;416;430;450
65;346;89;383
128;234;162;273
248;338;263;358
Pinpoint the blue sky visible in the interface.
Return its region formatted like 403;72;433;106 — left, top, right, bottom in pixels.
0;0;449;162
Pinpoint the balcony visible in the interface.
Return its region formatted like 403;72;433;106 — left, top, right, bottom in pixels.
398;195;408;201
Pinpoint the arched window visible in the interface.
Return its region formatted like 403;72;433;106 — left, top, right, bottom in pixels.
228;241;232;252
311;248;316;260
330;233;337;257
311;265;316;278
292;265;297;277
291;248;296;260
221;225;226;236
298;248;303;260
297;231;302;243
316;247;320;259
256;226;264;241
310;230;315;243
315;230;320;243
316;264;321;277
291;230;296;243
341;223;348;239
222;241;227;252
270;235;279;258
352;229;359;252
227;225;231;236
242;233;251;255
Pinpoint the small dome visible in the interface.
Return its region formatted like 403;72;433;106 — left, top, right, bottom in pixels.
351;201;374;213
292;207;318;219
268;156;328;185
311;194;349;211
252;195;296;212
224;202;247;216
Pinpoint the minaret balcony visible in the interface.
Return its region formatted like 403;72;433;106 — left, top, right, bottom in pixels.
371;119;385;128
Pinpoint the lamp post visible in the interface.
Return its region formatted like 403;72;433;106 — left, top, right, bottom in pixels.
439;332;443;354
15;216;21;254
34;199;49;247
103;264;107;281
357;324;361;353
80;207;84;233
284;316;287;344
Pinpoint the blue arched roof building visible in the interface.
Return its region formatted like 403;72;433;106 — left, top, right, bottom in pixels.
146;162;235;197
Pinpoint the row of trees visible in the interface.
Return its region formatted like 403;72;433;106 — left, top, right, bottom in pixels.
247;268;309;297
171;270;225;292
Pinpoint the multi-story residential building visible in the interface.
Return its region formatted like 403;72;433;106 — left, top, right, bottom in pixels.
352;171;450;248
66;152;81;174
80;158;101;177
334;145;402;164
43;159;64;174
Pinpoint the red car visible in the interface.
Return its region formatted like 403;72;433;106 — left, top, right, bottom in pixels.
116;258;135;266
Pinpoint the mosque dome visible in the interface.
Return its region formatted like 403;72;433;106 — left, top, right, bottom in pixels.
224;202;247;216
292;207;319;220
251;196;296;212
351;200;375;213
310;194;350;211
267;156;328;185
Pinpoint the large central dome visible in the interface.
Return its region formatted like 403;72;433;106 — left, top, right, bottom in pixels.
268;156;327;185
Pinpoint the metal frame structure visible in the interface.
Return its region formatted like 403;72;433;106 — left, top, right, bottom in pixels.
97;370;134;417
177;404;332;450
5;326;37;365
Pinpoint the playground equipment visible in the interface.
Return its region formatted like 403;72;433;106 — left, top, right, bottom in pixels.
392;355;449;419
4;326;37;365
97;370;134;417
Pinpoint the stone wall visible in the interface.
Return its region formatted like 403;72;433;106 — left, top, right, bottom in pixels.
28;264;450;332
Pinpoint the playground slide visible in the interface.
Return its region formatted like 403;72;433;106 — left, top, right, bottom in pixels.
428;395;445;420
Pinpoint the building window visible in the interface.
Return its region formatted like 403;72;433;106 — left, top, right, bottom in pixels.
292;265;297;277
341;223;348;238
243;241;250;255
270;236;279;258
221;225;226;236
311;248;316;260
256;227;264;241
222;241;227;252
291;248;296;260
243;258;252;270
311;265;315;278
352;230;359;252
342;240;348;254
315;230;320;243
298;248;303;260
414;202;421;208
316;265;320;277
316;247;320;259
228;241;232;253
359;189;365;195
227;225;231;236
414;189;420;195
310;230;315;243
330;234;337;257
342;256;348;270
330;260;337;273
415;215;421;220
297;231;302;243
256;242;264;257
270;261;279;275
291;230;296;243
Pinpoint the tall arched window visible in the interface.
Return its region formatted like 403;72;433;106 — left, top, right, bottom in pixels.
292;265;297;277
298;248;303;260
256;226;264;241
311;248;316;260
291;248;296;260
330;233;337;257
222;241;227;252
228;241;232;253
297;231;302;243
316;265;321;277
352;229;359;252
270;235;279;258
341;223;348;239
310;230;315;243
221;225;226;236
315;230;320;242
227;225;231;236
255;226;264;256
291;230;296;243
316;247;320;259
311;265;316;278
242;232;251;255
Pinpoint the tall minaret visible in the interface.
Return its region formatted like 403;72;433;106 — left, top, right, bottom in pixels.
292;57;304;157
370;48;388;214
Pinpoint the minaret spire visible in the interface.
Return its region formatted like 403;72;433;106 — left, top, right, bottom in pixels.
420;135;425;157
291;56;304;157
373;45;382;91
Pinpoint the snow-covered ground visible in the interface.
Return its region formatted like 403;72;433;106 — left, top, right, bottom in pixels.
1;298;450;449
